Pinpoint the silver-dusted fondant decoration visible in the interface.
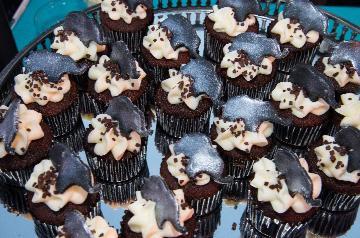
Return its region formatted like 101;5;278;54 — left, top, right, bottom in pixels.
123;0;153;11
0;99;20;155
110;41;140;79
141;176;186;233
218;0;262;22
160;15;200;57
24;50;88;83
222;95;290;132
173;133;232;184
329;41;360;73
335;127;360;173
105;96;148;136
180;58;222;103
273;148;321;207
62;210;92;238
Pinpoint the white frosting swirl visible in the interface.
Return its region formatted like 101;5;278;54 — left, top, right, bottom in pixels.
25;159;88;212
143;24;188;60
208;5;256;37
322;57;360;87
101;0;147;23
271;82;330;118
335;93;360;130
87;114;141;160
250;157;322;213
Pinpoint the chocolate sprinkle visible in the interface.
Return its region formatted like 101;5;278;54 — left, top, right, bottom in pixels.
62;210;92;238
329;41;360;73
335;127;360;173
218;0;262;22
0;99;20;155
110;41;140;79
122;0;152;11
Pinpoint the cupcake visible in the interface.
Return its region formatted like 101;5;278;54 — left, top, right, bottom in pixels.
219;33;287;100
100;0;154;53
141;14;200;85
268;0;328;72
248;149;322;238
87;41;148;113
271;64;337;147
15;51;87;136
84;96;148;182
160;133;232;216
204;0;261;63
194;206;221;238
0;99;53;186
25;143;100;238
120;176;196;238
223;179;249;202
54;120;85;153
155;58;221;138
57;210;118;238
210;95;289;178
0;183;29;215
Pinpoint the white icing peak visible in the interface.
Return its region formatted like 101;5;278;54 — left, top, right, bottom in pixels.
322;57;360;87
101;0;147;23
314;135;360;183
143;24;188;60
335;93;360;130
25;160;88;212
271;82;330;118
208;5;256;37
250;157;322;214
128;190;194;238
87;114;142;160
88;55;146;97
51;26;106;62
0;104;44;158
14;72;71;106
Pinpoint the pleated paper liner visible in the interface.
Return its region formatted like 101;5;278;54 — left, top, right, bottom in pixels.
223;179;249;202
277;46;318;73
224;157;256;179
195;206;222;238
0;183;29;214
271;139;309;159
0;166;33;187
320;187;360;212
154;123;180;155
190;188;223;217
54;120;86;153
240;211;271;238
204;28;227;64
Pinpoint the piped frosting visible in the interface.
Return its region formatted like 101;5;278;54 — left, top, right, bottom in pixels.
101;0;147;23
322;57;360;88
335;93;360;130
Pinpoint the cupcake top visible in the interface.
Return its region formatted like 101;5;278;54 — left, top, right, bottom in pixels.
214;95;289;153
314;127;360;184
167;133;232;187
57;210;118;238
0;100;44;158
208;0;261;37
88;41;146;97
271;64;337;118
51;12;107;62
271;0;327;48
101;0;152;24
221;33;287;80
25;143;98;212
250;149;322;213
143;15;200;60
335;93;360;130
127;176;194;237
87;96;148;160
161;58;222;110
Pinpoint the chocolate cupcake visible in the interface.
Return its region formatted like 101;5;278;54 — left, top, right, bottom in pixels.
219;33;287;100
155;58;221;138
120;176;196;238
100;0;154;53
204;0;261;63
0;183;29;215
211;96;289;178
223;179;249;202
0;100;53;186
155;124;179;156
54;120;85;153
268;0;328;72
160;133;232;216
248;149;322;238
271;64;337;147
25;143;100;238
84;96;148;182
87;41;148;113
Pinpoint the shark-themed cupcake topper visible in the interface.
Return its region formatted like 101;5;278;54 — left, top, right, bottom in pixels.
24;50;88;83
0;99;20;155
123;0;153;11
222;95;291;132
328;41;360;73
105;96;149;137
110;41;140;79
173;133;233;184
62;210;92;238
160;15;200;57
218;0;262;22
49;143;98;194
335;127;360;173
229;33;289;65
141;176;186;234
273;148;322;207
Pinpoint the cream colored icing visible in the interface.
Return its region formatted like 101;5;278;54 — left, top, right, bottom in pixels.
208;5;256;37
128;190;194;238
25;160;88;212
250;157;322;213
101;0;147;23
0;104;44;158
87;114;141;160
322;57;360;87
143;24;188;60
271;82;329;118
314;135;360;183
88;55;146;96
335;93;360;130
51;26;106;62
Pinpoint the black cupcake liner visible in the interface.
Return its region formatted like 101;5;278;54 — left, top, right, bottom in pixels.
104;27;147;54
223;179;249;201
79;91;97;114
0;183;29;214
277;46;318;73
70;74;89;92
54;121;86;153
240;211;270;238
320;188;360;212
0;166;33;187
190;188;223;216
225;158;256;179
154;123;180;155
195;206;222;237
204;29;227;64
271;139;308;159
